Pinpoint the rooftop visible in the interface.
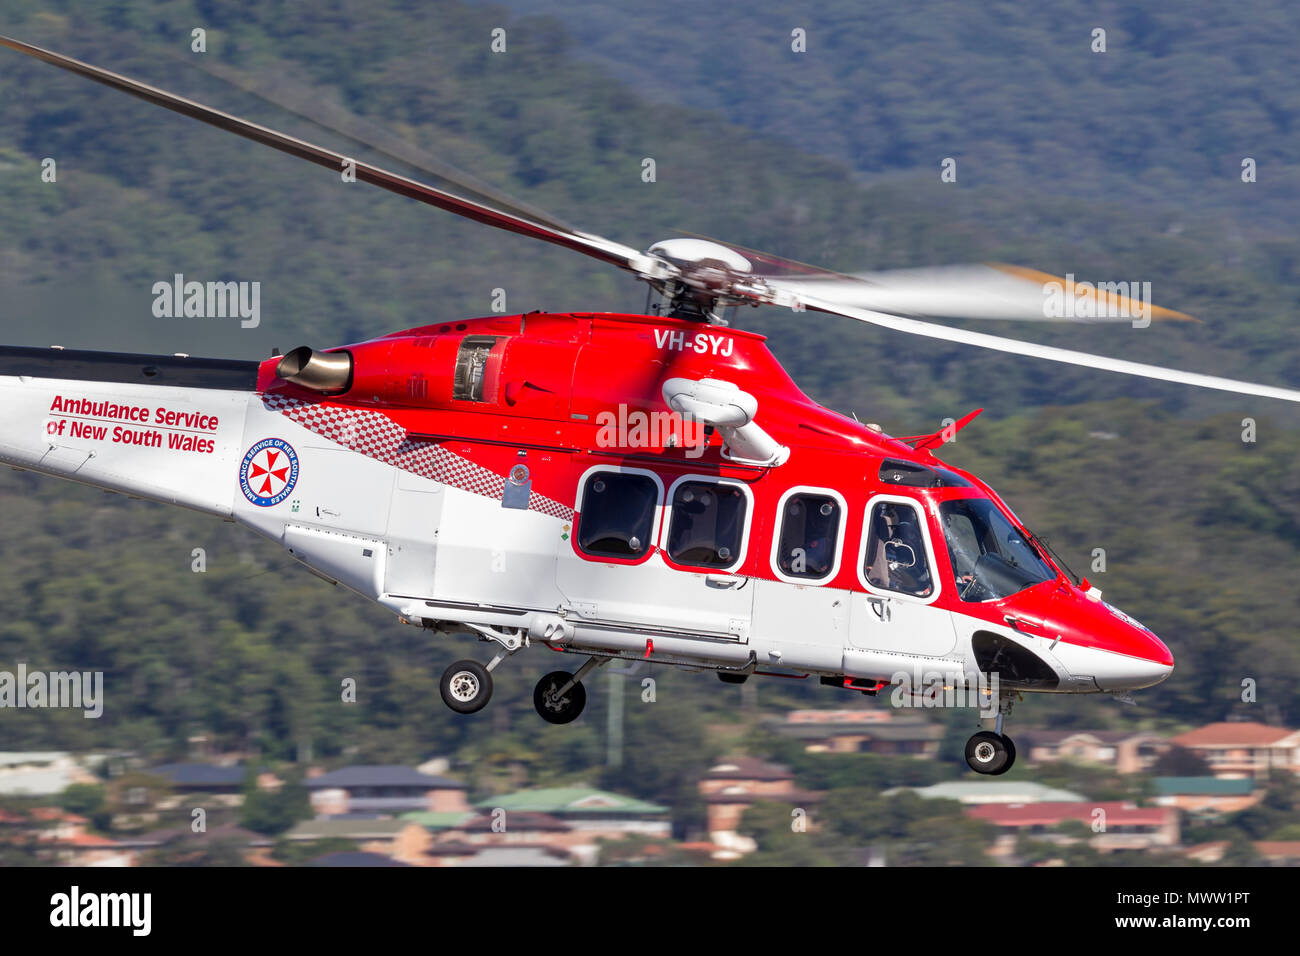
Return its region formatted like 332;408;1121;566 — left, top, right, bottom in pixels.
892;781;1087;804
966;801;1173;827
1170;722;1299;748
476;787;668;816
1153;776;1255;796
307;851;411;867
306;765;466;790
704;757;793;782
284;818;415;841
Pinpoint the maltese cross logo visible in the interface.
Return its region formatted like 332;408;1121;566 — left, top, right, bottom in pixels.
239;438;300;507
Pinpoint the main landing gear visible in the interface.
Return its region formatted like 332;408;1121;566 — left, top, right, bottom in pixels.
534;656;604;724
964;693;1018;775
437;643;604;725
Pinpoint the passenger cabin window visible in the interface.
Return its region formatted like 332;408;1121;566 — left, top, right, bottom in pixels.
776;493;841;580
577;472;659;559
863;500;933;597
453;336;502;402
667;480;747;569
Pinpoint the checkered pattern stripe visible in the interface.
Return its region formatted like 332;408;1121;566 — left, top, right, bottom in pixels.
263;395;573;521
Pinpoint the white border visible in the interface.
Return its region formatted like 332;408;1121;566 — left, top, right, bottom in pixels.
856;493;943;604
769;485;848;585
573;464;665;562
661;473;755;573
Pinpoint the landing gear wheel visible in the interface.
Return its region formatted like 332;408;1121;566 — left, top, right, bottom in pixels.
718;672;748;684
440;660;493;714
965;731;1014;775
534;670;587;724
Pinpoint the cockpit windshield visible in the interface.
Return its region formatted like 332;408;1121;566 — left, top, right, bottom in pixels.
939;498;1057;602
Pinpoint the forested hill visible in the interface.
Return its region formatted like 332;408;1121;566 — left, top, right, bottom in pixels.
1;0;1299;422
490;0;1300;230
0;1;1297;769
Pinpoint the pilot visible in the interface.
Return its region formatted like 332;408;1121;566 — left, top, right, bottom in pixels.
944;511;981;588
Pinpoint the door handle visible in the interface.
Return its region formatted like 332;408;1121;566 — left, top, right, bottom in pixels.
867;596;891;622
706;574;747;589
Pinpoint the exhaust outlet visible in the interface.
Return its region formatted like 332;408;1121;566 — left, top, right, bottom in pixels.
276;346;353;393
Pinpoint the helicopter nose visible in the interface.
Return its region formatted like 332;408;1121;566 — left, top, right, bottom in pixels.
1088;629;1174;691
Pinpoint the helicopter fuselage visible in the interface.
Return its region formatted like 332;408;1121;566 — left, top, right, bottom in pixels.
0;310;1172;719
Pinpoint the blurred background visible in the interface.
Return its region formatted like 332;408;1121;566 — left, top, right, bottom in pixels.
1;0;1299;866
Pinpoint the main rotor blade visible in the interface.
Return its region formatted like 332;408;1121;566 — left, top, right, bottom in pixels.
765;264;1196;324
793;294;1300;404
188;55;578;237
0;35;648;273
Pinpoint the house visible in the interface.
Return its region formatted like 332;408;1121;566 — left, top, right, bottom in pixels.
1168;722;1300;779
1253;841;1300;865
476;787;669;864
307;850;412;867
964;801;1180;855
425;842;571;867
0;752;98;797
305;765;469;816
120;823;276;866
399;810;477;832
769;709;943;757
1015;730;1170;774
17;808;138;867
699;757;823;860
1180;841;1231;864
453;811;574;845
147;763;255;808
889;780;1086;805
282;817;433;865
1151;777;1260;816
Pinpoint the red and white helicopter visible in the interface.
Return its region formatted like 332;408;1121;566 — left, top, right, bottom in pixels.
4;37;1298;773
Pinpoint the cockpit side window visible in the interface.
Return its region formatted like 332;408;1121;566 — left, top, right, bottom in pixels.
940;498;1055;602
863;499;933;598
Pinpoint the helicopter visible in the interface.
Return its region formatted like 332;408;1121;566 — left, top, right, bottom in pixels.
4;36;1299;775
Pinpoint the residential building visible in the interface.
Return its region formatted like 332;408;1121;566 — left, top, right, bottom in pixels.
305;765;469;816
699;756;823;860
1015;730;1170;774
1168;722;1300;779
1151;777;1260;816
0;752;98;797
147;763;251;808
1253;841;1300;865
965;801;1180;855
889;780;1086;805
282;817;433;865
769;709;943;757
476;787;669;864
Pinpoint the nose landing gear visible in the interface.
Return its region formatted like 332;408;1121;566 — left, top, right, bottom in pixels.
964;692;1017;775
965;731;1015;774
